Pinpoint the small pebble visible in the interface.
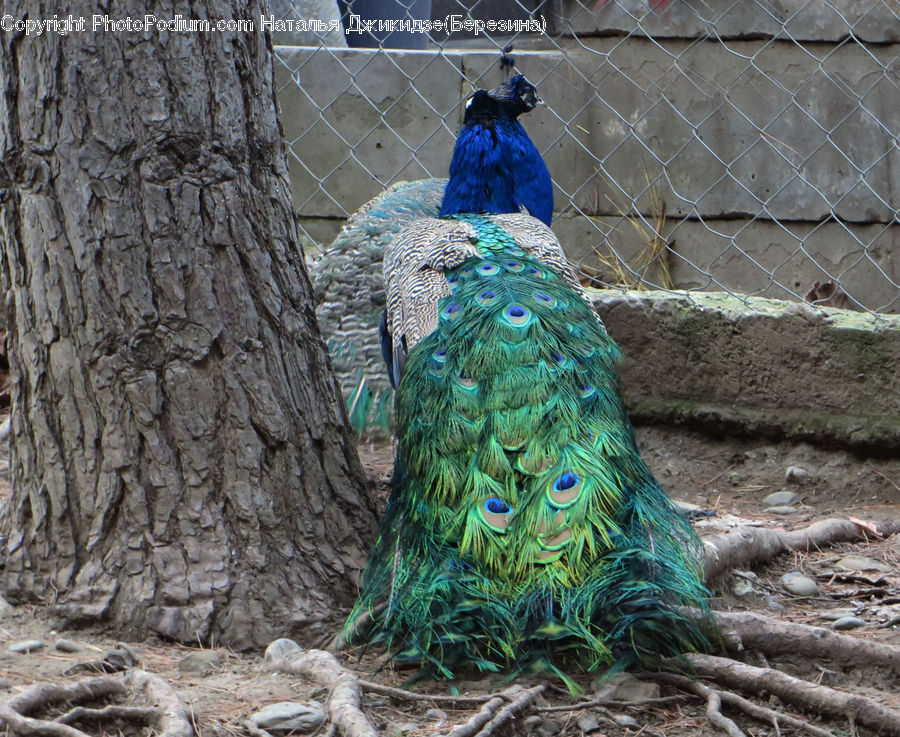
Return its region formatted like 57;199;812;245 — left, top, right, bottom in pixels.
576;715;602;733
424;709;447;722
178;650;221;673
732;576;757;598
614;715;641;729
535;718;563;737
593;672;660;701
820;609;858;621
781;573;819;596
264;638;303;663
763;490;799;506
764;595;786;610
249;702;326;732
785;466;809;482
675;500;701;513
9;640;45;654
396;722;419;734
832;616;866;630
54;639;83;653
765;505;797;515
835;556;891;573
0;595;12;618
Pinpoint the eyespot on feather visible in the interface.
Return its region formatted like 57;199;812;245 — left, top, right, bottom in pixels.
503;304;531;327
477;289;499;306
548;472;582;508
441;303;460;320
479;497;514;532
478;262;500;275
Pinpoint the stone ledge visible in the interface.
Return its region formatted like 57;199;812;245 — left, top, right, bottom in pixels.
593;290;900;454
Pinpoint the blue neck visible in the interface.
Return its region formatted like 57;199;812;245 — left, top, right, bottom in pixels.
439;118;553;227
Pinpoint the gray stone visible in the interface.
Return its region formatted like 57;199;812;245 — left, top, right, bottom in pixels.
832;616;866;630
764;595;786;611
764;490;799;506
535;718;563;737
820;609;858;621
250;702;327;733
265;638;303;664
593;672;660;702
424;709;448;722
765;505;798;515
178;650;221;673
785;466;809;483
576;715;602;733
8;640;45;654
732;575;757;598
395;723;419;734
54;639;83;653
613;714;641;729
835;556;892;573
781;573;819;596
675;500;702;513
0;595;13;618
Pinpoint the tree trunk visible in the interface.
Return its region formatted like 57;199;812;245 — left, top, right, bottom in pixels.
0;0;376;649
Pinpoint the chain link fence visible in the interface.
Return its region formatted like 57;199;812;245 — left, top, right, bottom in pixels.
268;0;900;424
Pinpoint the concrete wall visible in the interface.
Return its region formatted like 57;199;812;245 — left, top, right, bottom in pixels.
275;36;899;312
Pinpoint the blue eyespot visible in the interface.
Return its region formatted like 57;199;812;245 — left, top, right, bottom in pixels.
555;472;580;491
478;262;499;275
442;303;460;318
508;306;526;318
535;293;551;302
551;352;564;363
481;290;497;300
433;349;448;363
485;498;511;514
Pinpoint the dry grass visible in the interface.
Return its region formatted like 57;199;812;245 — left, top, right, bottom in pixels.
587;166;674;291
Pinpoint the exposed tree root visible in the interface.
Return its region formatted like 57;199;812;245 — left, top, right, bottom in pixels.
702;517;900;581
681;608;900;669
445;684;544;737
671;653;900;736
263;639;377;737
0;672;192;737
651;671;836;737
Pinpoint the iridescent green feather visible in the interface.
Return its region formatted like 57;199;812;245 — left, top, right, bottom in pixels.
346;214;708;679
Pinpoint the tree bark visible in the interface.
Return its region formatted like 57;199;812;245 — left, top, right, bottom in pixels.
0;0;376;648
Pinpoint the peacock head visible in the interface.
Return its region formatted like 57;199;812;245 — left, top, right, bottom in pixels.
463;74;541;125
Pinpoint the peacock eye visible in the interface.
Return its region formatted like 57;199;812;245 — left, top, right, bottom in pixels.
442;303;460;319
535;293;551;302
485;498;511;514
551;352;564;363
556;472;579;491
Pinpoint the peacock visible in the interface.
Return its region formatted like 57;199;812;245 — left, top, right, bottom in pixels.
346;75;708;682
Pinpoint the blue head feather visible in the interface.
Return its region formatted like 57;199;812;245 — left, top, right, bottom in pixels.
439;75;554;226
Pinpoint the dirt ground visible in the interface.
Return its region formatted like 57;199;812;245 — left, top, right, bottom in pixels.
1;418;899;737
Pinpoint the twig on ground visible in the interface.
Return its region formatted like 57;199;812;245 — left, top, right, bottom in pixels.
263;639;378;737
670;653;900;736
702;518;900;581
650;671;836;737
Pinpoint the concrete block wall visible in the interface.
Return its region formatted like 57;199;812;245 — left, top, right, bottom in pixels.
276;31;899;312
